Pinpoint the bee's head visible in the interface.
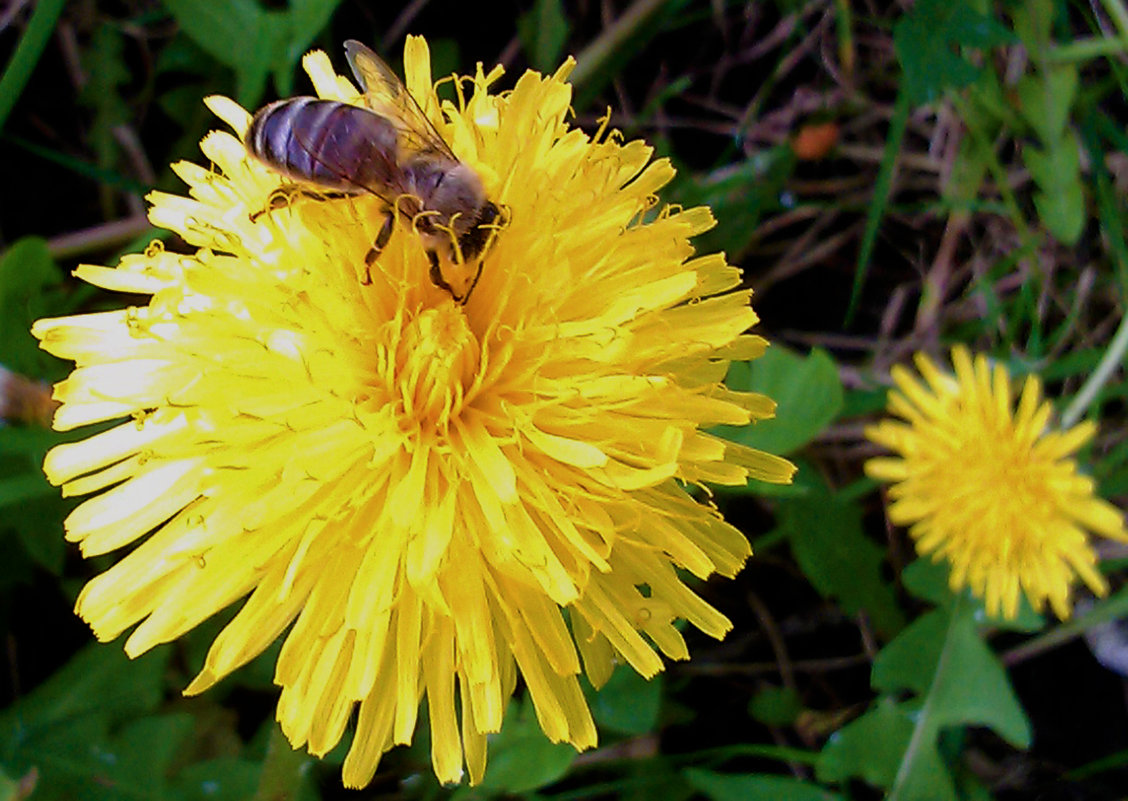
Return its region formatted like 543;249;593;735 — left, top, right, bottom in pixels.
457;201;503;261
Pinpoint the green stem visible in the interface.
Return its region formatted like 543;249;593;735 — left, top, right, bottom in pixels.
888;595;965;801
1099;0;1128;41
1049;36;1128;63
1059;308;1128;428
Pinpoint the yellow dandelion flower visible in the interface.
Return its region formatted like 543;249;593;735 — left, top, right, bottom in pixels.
32;36;795;787
865;346;1127;621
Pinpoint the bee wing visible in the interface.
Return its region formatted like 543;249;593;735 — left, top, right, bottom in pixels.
343;39;458;160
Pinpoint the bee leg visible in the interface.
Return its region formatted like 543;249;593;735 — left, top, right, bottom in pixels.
251;188;354;223
426;251;460;299
361;213;396;285
249;188;293;222
458;260;485;305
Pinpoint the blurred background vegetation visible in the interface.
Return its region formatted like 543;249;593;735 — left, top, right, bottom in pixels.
3;0;1128;798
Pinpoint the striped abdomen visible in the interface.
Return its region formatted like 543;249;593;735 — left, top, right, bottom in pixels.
246;98;400;194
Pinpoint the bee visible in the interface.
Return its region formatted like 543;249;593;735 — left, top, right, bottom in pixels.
245;40;501;302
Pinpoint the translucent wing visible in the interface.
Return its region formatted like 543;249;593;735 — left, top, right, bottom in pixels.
343;39;456;160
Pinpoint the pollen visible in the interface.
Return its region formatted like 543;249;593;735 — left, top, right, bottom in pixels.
383;304;480;427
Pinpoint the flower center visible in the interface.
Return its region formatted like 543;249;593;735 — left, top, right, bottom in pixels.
391;304;480;427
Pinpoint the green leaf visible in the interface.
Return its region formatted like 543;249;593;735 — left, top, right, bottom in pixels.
823;596;1032;799
0;428;70;575
873;610;950;696
1010;0;1053;47
9;714;194;800
874;605;1031;748
163;0;345;106
171;758;261;801
106;714;196;789
893;0;1013;105
0;646;177;799
901;557;952;606
1016;66;1078;144
1024;132;1084;245
518;0;571;72
1024;134;1081;191
1032;179;1085;244
0;643;170;739
685;768;844;801
778;481;905;638
817;698;917;791
590;668;662;736
283;0;347;93
477;699;576;793
749;686;802;727
0;472;53;508
672;148;795;260
717;346;843;456
0;238;64;376
872;602;1031;800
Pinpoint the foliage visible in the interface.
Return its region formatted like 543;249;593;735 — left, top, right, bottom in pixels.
2;0;1128;798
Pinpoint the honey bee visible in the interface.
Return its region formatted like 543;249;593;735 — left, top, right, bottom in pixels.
245;40;501;302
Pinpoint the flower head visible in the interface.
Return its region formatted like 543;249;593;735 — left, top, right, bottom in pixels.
32;37;794;786
866;346;1127;620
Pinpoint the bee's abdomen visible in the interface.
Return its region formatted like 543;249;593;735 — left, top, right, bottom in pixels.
246;98;398;193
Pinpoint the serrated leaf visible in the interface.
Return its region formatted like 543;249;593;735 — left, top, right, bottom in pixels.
590;667;662;735
893;0;1013;105
1033;182;1085;245
685;768;844;801
717;346;843;456
1023;134;1081;191
164;0;344;106
778;481;905;638
1016;65;1078;143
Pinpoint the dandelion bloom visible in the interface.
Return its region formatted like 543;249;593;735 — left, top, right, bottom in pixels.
866;346;1127;620
32;37;795;786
